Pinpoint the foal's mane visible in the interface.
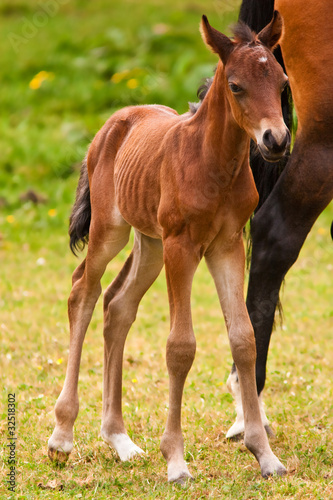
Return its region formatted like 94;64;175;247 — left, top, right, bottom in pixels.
232;21;256;44
189;22;256;114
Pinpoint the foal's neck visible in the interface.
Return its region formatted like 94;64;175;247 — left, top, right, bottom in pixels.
193;61;249;166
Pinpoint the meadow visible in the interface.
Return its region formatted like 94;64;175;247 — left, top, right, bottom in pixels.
0;0;332;498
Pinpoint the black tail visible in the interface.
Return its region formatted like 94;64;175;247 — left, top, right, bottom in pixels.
69;157;91;256
239;0;294;212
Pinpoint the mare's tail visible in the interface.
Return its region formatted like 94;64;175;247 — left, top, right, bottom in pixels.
239;0;294;212
69;156;91;255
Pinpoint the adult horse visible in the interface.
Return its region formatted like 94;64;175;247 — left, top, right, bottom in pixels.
48;14;290;482
226;0;333;438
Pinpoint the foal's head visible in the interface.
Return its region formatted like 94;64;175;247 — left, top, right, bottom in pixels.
201;11;290;162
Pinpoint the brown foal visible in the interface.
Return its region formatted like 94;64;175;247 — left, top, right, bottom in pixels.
48;13;290;482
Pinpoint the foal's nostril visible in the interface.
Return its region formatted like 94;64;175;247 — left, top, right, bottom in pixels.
263;128;290;153
263;129;274;149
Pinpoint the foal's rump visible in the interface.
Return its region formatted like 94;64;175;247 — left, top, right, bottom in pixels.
87;104;180;239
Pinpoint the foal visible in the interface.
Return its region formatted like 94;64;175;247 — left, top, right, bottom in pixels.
48;13;290;482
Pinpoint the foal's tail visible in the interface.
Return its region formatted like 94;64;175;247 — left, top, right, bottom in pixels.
69;156;91;256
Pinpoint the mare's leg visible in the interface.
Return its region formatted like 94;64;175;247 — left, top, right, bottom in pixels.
101;231;164;460
206;234;286;477
160;234;199;483
226;365;272;439
227;141;333;438
48;222;131;461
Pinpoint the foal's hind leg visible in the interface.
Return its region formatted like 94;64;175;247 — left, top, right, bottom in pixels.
101;231;164;461
206;234;286;477
48;223;130;462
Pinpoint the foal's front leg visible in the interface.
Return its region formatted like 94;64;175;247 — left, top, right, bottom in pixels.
160;234;199;483
206;235;286;477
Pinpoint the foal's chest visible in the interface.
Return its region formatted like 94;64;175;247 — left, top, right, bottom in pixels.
159;157;258;248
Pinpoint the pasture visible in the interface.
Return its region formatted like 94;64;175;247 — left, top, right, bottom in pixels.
0;0;332;498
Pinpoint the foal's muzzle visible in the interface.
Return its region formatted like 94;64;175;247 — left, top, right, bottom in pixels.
258;127;291;162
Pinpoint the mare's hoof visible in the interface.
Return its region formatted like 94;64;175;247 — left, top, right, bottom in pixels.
48;447;70;463
227;425;274;442
227;432;244;442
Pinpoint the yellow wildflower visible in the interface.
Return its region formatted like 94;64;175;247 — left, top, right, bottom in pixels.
56;358;63;365
111;70;130;83
29;70;55;90
48;209;57;217
127;78;138;89
6;215;15;224
111;68;144;86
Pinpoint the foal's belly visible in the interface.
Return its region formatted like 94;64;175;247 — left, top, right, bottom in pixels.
114;136;164;239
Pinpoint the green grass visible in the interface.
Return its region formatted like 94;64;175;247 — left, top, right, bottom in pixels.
1;0;333;498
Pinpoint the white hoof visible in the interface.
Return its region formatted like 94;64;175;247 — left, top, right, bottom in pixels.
48;432;73;462
226;419;244;439
101;432;145;461
260;454;287;478
167;461;193;484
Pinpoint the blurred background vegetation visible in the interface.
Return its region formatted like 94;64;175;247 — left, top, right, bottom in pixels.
0;0;239;206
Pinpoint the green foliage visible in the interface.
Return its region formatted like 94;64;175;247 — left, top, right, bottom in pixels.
0;0;237;190
1;0;333;499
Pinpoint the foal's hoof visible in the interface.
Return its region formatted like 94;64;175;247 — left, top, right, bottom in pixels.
101;432;145;462
167;462;194;485
48;433;73;463
261;457;287;478
170;472;194;485
48;447;70;464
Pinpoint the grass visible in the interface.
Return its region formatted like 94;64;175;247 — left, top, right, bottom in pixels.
0;0;332;498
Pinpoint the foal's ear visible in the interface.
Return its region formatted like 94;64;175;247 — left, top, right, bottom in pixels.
257;10;283;51
200;15;234;65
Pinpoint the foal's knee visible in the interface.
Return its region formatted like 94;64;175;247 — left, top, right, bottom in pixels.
166;331;196;376
54;391;79;426
229;325;256;370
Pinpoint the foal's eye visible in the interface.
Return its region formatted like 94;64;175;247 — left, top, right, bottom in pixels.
229;83;243;94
